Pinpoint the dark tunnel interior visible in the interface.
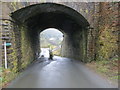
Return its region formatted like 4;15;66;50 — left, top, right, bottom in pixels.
11;3;90;62
25;12;82;34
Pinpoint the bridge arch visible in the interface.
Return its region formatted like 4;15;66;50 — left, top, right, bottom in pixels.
11;3;90;63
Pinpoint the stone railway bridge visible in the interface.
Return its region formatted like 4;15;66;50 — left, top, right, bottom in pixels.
0;2;119;72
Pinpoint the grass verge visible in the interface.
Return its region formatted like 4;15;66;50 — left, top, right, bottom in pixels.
86;59;119;85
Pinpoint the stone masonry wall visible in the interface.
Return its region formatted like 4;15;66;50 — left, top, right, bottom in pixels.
1;2;119;87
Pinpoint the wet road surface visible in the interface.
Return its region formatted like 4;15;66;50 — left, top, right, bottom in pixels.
7;56;116;88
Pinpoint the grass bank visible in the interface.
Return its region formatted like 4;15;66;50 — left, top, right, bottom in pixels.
86;59;119;85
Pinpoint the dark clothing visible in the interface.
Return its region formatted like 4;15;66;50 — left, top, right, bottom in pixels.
49;50;53;60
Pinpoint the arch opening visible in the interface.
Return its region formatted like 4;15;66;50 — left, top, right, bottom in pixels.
40;28;63;58
11;3;90;63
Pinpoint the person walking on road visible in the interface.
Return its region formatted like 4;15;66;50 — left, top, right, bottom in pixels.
49;49;53;60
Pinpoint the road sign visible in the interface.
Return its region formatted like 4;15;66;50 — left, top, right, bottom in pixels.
6;43;12;46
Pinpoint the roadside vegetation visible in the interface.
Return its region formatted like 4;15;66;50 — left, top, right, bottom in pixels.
1;67;18;88
86;58;119;84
